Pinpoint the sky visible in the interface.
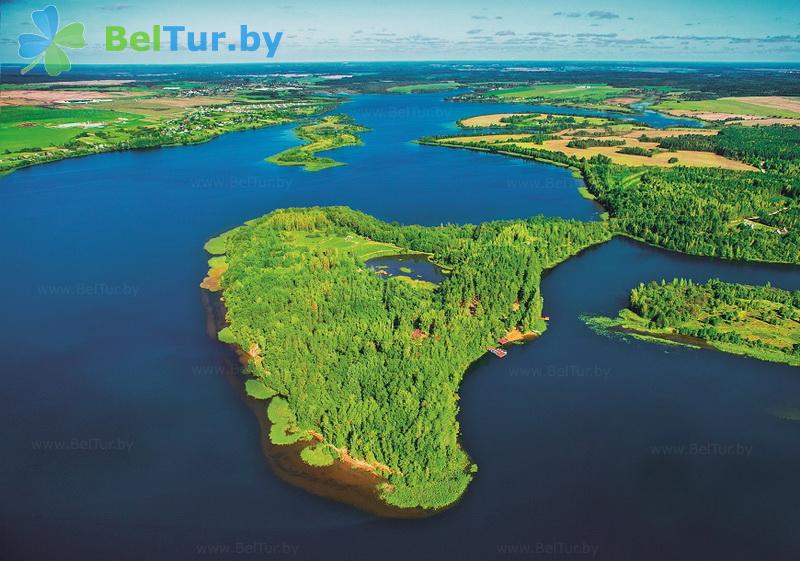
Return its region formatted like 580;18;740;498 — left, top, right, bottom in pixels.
2;0;799;64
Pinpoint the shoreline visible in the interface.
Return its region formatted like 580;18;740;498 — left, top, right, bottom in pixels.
200;289;440;519
420;140;799;267
1;100;340;178
197;206;611;515
199;256;545;518
584;312;800;368
0;119;298;178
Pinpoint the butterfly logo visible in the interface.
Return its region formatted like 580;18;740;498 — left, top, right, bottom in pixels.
18;5;86;76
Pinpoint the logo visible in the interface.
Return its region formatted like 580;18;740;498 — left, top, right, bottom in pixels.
18;5;86;76
105;25;283;58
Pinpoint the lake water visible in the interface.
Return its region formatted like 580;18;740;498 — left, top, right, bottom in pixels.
1;92;798;561
366;254;446;284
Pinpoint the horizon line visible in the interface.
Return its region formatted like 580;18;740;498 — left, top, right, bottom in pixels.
3;59;800;66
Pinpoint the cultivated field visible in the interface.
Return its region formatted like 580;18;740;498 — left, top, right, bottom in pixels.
487;83;631;101
0;89;140;106
436;130;755;170
653;96;800;123
459;112;612;128
387;82;461;93
0;105;146;152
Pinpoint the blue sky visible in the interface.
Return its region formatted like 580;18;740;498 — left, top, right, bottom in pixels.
2;0;799;63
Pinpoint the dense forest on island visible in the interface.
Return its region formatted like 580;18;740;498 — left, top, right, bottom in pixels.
203;207;610;509
587;279;800;366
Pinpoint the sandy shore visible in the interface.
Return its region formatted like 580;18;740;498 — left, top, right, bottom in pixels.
200;289;437;518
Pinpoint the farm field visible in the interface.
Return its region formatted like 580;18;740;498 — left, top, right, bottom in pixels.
0;105;147;152
0;84;335;175
434;121;754;170
387;82;461;93
653;96;800;122
0;87;142;106
458;112;613;129
487;83;631;101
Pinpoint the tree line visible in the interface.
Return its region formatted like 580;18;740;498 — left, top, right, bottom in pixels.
209;206;610;509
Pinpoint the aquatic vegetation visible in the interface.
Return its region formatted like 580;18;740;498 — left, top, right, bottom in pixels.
586;279;800;366
203;206;610;509
245;378;278;400
300;444;337;467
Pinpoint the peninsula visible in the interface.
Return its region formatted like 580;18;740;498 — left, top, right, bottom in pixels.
202;206;610;510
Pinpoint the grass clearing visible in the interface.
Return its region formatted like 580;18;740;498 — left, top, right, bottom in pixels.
282;230;414;261
245;379;278;400
268;397;311;445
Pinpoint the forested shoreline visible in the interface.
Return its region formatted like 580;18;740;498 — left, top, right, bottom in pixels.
586;279;800;366
202;206;611;509
420;127;800;264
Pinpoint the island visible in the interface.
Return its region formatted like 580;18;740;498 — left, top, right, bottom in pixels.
265;115;369;171
585;279;800;366
199;99;799;514
201;206;611;511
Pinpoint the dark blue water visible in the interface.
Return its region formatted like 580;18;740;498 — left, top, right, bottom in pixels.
366;254;446;283
1;92;798;561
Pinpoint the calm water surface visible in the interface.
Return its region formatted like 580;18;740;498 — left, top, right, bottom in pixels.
366;254;446;284
1;92;797;561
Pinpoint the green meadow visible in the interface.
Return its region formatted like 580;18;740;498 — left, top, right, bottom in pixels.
281;230;414;261
0;106;145;152
387;82;462;93
488;83;630;101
